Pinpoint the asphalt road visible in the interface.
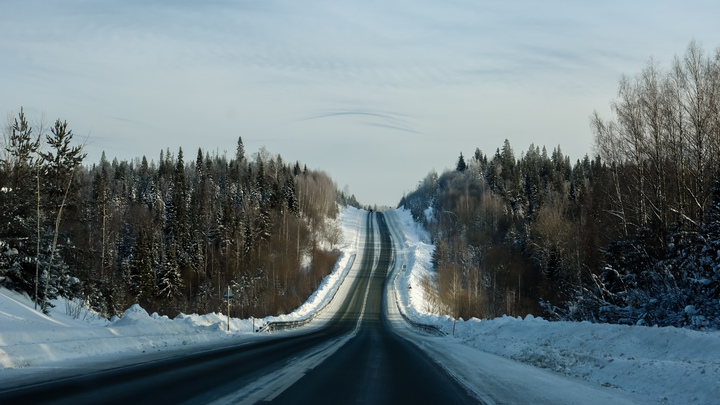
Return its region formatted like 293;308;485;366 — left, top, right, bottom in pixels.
0;212;477;405
266;213;476;405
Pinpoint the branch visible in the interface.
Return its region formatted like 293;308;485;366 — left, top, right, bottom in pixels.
685;186;704;211
669;207;699;228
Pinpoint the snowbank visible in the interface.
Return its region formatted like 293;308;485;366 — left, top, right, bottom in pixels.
0;288;259;370
445;315;720;404
386;207;720;404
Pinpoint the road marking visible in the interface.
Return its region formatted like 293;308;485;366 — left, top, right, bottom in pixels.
355;215;379;332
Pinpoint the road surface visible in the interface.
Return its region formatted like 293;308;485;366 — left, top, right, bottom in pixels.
0;212;478;404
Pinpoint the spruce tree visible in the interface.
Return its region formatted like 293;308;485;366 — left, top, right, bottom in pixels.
92;162;109;282
236;136;245;163
256;160;267;202
131;226;157;308
158;239;184;309
195;147;204;180
284;176;299;215
456;152;467;172
170;147;189;267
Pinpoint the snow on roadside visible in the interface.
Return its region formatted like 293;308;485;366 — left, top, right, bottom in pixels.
386;207;720;405
385;208;455;328
263;206;364;323
0;206;364;371
452;315;720;404
0;289;258;370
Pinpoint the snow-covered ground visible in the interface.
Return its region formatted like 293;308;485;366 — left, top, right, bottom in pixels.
0;207;366;379
3;206;719;403
384;208;720;404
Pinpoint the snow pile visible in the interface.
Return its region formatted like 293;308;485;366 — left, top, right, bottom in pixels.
0;206;363;371
111;304;156;326
386;208;720;404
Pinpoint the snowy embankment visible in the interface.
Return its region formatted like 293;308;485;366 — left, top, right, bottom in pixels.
386;208;720;404
0;206;365;372
264;208;363;324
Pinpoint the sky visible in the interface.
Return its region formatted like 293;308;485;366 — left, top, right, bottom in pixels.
1;0;719;206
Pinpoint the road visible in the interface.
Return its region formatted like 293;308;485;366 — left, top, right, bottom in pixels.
0;212;478;405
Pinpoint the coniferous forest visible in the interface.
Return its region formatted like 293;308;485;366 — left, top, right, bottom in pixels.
0;115;360;319
3;41;719;331
400;42;720;329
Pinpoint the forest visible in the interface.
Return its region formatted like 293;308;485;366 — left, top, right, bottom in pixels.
400;41;720;329
0;115;360;319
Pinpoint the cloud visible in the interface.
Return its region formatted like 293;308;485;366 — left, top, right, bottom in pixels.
297;109;421;135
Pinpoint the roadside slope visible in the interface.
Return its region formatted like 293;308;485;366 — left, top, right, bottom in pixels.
0;207;366;374
384;208;720;405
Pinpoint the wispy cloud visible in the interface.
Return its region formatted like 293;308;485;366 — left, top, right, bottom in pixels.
297;109;420;135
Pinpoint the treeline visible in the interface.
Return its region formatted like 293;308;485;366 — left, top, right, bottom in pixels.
400;41;720;329
1;110;359;319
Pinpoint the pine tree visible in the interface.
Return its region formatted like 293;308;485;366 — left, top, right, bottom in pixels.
41;119;86;214
456;152;467;172
0;108;42;298
236;136;245;163
1;107;41;236
39;119;86;311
